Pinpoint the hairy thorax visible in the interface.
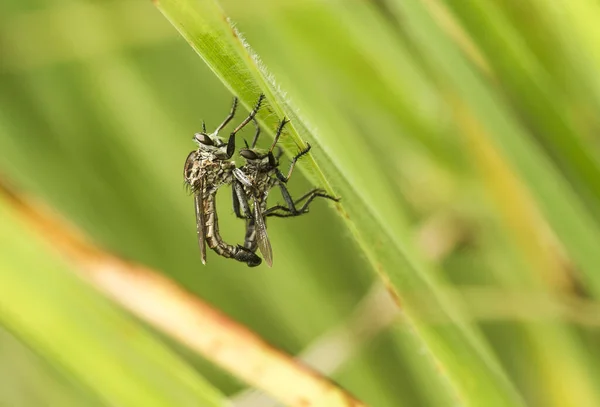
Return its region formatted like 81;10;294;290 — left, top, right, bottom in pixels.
185;151;235;197
239;165;278;209
201;159;235;194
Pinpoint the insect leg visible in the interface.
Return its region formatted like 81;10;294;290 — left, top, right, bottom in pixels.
267;118;290;153
232;184;242;219
231;180;257;252
265;189;325;216
279;181;299;213
260;182;301;217
214;97;238;133
265;188;339;218
275;144;312;183
231;94;264;136
243;216;258;252
226;94;265;157
250;117;261;148
232;180;252;219
291;188;328;204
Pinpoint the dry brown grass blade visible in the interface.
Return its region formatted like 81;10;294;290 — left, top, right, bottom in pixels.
0;179;367;407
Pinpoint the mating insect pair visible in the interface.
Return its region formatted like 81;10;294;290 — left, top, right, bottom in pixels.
184;95;338;267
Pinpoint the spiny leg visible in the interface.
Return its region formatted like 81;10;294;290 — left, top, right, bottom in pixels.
231;181;257;252
265;191;339;217
278;181;299;213
264;186;339;217
232;183;243;219
268;118;290;153
214;97;238;133
250;117;261;148
275;144;312;183
231;181;252;219
227;94;265;157
231;94;264;136
291;188;328;205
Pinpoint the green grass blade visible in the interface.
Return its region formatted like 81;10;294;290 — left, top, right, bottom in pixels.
389;0;600;299
155;1;527;406
0;195;225;407
441;0;600;224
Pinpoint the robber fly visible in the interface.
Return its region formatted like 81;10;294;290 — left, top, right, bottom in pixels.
184;95;265;267
232;118;340;267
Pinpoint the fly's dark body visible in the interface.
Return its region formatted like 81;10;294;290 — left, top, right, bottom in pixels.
184;151;259;266
184;96;264;267
233;152;279;260
184;95;338;268
232;118;340;267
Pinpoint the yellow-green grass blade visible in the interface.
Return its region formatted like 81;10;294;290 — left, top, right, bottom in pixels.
0;195;225;407
0;326;105;407
440;0;600;225
388;0;600;299
465;112;600;406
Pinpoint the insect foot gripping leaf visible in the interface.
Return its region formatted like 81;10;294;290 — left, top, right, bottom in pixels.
232;118;340;267
183;95;265;267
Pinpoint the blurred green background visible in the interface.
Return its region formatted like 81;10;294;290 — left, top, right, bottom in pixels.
2;0;600;406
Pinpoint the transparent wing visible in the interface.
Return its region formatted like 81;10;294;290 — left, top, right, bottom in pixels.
254;201;273;267
194;176;207;265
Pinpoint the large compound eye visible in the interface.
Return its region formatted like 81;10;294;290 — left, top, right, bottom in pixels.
240;149;259;160
194;133;214;146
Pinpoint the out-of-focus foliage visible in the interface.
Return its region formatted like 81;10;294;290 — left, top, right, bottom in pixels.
1;0;600;406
